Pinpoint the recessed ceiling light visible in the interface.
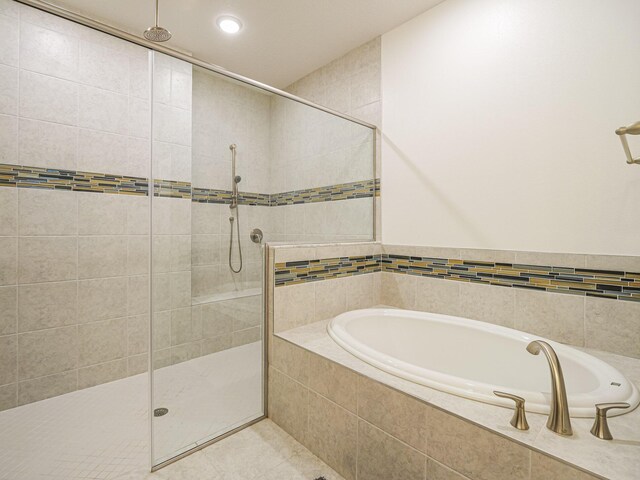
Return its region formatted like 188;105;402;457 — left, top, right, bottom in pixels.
217;15;242;34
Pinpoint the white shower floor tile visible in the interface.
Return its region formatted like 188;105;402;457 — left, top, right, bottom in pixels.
0;343;263;480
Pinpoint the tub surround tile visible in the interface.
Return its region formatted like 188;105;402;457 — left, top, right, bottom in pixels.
267;366;308;446
357;375;427;453
306;391;358;480
357;420;425;480
274;317;640;480
308;352;358;413
514;289;585;346
585;297;640;359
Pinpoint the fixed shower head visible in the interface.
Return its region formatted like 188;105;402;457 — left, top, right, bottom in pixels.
144;0;171;42
144;26;172;42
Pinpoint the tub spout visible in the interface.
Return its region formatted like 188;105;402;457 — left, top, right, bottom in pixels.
526;340;573;436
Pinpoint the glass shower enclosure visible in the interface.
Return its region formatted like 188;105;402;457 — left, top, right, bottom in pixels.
0;0;376;475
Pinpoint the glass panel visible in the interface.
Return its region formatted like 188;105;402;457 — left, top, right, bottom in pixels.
150;52;374;465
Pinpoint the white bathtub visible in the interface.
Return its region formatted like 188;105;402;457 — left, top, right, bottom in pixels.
328;308;639;417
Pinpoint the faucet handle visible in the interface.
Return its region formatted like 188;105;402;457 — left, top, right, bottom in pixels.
494;391;530;431
590;402;630;440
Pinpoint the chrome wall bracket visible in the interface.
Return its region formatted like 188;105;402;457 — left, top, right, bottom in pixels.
615;121;640;165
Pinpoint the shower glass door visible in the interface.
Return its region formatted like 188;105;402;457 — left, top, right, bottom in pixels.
150;49;375;467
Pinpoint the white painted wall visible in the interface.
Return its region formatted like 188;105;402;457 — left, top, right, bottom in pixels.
381;0;640;255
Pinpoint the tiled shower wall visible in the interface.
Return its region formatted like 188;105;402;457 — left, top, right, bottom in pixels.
269;38;381;243
0;2;156;411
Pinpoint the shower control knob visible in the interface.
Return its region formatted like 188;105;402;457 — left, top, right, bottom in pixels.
250;228;263;244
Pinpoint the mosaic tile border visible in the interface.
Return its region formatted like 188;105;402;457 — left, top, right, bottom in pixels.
0;163;148;196
1;164;377;205
270;179;379;206
274;253;640;303
275;255;380;286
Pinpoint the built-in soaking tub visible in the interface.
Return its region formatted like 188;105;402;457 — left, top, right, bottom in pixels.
328;308;639;417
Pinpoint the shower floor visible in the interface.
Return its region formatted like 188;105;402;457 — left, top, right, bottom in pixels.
0;342;263;480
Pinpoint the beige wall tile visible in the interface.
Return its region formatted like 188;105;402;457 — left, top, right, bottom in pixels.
127;353;148;375
459;282;515;328
78;318;126;367
415;276;460;316
584;254;640;273
201;334;232;355
270;336;309;385
0;383;17;411
514;251;586;269
78;192;127;235
78;236;127;279
233;326;261;347
0;187;17;235
357;420;425;480
78;85;128;135
18;236;77;283
515;289;585;346
268;366;308;445
128;274;149;315
0;114;16;165
357;376;428;453
170;271;191;309
307;391;357;480
171;342;201;364
308;353;358;413
18;281;77;332
0;14;19;67
171;307;198;346
152;310;171;350
0;334;16;385
585;298;640;358
380;272;416;309
426;458;470;480
426;408;530;480
0;286;17;335
530;451;599;480
127;314;149;355
78;358;127;390
18;118;78;169
18;370;76;405
125;196;149;235
345;273;378;310
20;21;79;81
127;235;149;275
0;237;16;285
314;278;347;321
18;326;77;380
274;282;315;333
77;277;127;323
19;70;78;126
459;248;516;264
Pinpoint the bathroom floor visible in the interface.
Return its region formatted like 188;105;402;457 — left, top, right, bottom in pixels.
117;420;344;480
0;343;264;480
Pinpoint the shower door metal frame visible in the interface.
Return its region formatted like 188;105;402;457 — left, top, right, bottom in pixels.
13;0;378;471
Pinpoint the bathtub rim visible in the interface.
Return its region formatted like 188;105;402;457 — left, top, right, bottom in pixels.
328;307;640;418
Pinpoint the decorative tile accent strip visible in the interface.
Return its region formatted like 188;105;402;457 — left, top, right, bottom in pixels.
270;179;378;206
1;163;377;205
154;179;191;199
0;163;148;195
274;252;640;303
275;255;380;286
191;187;271;206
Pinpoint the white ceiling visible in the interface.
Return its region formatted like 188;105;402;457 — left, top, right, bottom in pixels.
48;0;444;88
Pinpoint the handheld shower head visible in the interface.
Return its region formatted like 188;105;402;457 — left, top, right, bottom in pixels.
234;175;241;184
